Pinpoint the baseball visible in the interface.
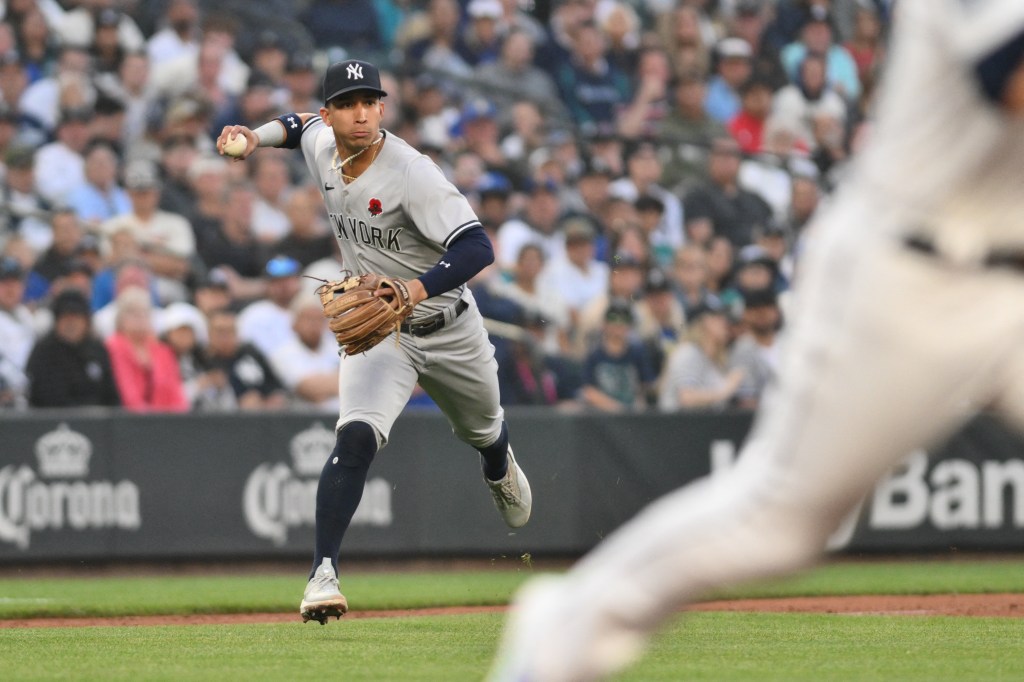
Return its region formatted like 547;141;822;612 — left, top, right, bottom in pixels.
222;132;248;158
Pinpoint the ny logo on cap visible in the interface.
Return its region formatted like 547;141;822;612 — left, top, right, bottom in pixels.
347;63;363;80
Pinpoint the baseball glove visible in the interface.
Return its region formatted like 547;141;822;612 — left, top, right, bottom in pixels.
317;273;414;356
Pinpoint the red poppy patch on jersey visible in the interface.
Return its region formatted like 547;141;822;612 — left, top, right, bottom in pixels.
368;198;382;216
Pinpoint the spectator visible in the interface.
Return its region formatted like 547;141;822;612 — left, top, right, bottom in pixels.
102;159;196;305
55;2;145;56
0;144;52;256
105;286;189;412
537;216;609;326
779;7;861;102
33;106;92;205
491;242;571;355
657;71;729;193
842;2;886;91
198;182;272;300
683;136;773;249
728;74;774;154
191;268;234;318
573;250;646;359
473;172;515;233
473;28;570;131
456;0;505;67
24;207;83;303
204;307;287;410
274;186;334;268
597;0;642;76
282;52;320;115
93;259;160;338
555;20;631;131
608;141;685;261
66;139;131;227
670;242;716;318
156;134;200;219
26;288;120;408
704;37;753;124
158;300;234;410
634;266;686;377
91;8;128;76
94;51;154;149
0;255;34;408
146;0;202;68
402;0;474;82
729;285;782;409
269;295;339;411
616;46;673;141
771;52;848;154
497;310;582;409
450;98;509;177
20;46;95;134
301;0;384;56
495;178;565;271
236;254;302;358
719;244;782;311
704;234;735;295
580;300;656;412
249;152;293;245
727;0;790;90
656;3;710;78
657;297;744;412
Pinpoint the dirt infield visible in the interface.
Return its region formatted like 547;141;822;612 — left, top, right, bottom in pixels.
1;593;1021;628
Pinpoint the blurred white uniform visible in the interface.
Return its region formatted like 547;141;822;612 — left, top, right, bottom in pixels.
489;1;1024;679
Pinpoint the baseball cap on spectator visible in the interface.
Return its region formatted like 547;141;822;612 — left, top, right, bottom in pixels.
0;256;25;280
158;301;209;345
468;0;503;19
525;177;559;195
75;233;102;256
740;286;778;309
604;299;634;325
645;267;672;294
286;52;314;73
611;251;643;269
688;296;727;322
737;244;776;270
453;97;497;136
124;159;161;190
477;171;512;198
563;216;597;244
59;106;93;125
5;145;34;168
51;288;92;319
716;37;753;60
322;59;387;103
197;268;231;290
265;255;300;279
61;258;94;277
96;8;121;28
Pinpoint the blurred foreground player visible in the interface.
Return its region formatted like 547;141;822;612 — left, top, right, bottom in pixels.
489;1;1024;679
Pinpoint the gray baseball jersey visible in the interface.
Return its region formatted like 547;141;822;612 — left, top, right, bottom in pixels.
298;118;502;448
300;118;480;319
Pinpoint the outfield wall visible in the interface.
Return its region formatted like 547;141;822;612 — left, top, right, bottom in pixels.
1;409;1022;562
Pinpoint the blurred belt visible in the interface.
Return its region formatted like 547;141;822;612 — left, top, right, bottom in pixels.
400;299;469;337
903;235;1024;273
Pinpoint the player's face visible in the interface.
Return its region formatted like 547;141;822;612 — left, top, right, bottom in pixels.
321;91;385;153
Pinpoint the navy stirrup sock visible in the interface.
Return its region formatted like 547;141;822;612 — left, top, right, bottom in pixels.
310;421;377;578
478;422;510;482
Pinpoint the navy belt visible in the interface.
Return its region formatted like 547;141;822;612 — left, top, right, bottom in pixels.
401;299;469;337
903;236;1024;273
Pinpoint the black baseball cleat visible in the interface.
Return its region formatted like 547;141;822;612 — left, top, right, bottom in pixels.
300;558;349;624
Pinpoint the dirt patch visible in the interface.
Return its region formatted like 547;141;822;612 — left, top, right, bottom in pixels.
1;594;1021;628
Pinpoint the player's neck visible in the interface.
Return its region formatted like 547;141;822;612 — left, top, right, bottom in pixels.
334;132;385;184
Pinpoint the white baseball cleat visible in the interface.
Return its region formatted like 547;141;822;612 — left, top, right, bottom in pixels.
300;558;349;624
485;448;532;528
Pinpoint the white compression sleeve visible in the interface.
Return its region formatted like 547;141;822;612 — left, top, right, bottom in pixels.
252;120;286;147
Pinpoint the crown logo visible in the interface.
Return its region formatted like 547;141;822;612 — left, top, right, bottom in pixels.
290;423;335;476
35;423;92;478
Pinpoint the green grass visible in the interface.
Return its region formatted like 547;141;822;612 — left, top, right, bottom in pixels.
0;558;1023;681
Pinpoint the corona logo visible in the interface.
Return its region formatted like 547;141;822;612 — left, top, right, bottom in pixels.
35;423;91;478
290;423;335;476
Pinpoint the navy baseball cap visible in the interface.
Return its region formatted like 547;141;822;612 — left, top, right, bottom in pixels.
322;59;387;104
0;255;25;280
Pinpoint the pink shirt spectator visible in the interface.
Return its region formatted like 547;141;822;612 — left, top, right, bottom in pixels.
106;333;189;412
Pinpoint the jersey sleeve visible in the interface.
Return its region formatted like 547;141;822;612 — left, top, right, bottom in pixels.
935;0;1024;62
299;116;330;188
403;155;482;248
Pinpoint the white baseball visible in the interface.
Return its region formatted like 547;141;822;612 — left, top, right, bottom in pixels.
222;133;248;158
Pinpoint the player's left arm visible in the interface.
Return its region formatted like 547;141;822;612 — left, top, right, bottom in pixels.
408;227;493;305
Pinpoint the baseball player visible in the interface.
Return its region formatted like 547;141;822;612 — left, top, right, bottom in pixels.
216;58;532;624
488;1;1024;679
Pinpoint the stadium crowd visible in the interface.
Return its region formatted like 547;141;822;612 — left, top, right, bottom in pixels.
0;0;891;413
